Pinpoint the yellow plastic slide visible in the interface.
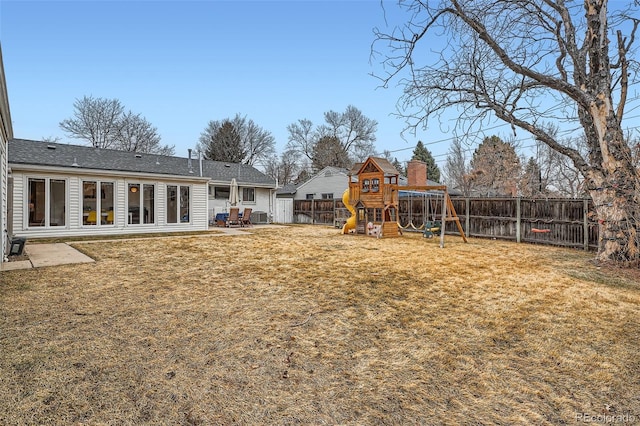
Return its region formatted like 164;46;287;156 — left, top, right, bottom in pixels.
341;188;356;234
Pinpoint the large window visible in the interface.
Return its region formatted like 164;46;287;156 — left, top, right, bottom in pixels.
242;187;255;203
167;185;190;224
128;183;155;225
82;181;114;225
28;177;66;227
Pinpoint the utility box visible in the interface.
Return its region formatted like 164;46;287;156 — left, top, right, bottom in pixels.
9;237;26;256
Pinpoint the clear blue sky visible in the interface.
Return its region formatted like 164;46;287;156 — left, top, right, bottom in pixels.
0;0;469;170
3;1;637;172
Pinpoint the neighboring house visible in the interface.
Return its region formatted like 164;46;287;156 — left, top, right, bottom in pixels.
8;139;276;238
293;166;350;201
289;166;350;224
0;45;13;262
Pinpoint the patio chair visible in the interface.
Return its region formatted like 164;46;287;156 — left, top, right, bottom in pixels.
240;208;252;227
86;210;98;225
227;207;241;227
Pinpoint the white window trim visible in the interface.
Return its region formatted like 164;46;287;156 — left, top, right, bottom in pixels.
126;181;157;226
166;184;191;225
26;176;68;229
81;179;116;227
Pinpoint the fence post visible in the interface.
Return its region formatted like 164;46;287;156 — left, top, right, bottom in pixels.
516;197;521;243
312;199;315;224
465;197;470;237
440;193;447;248
583;198;589;251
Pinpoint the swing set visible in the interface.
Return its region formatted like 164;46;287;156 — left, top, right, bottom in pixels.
397;186;468;245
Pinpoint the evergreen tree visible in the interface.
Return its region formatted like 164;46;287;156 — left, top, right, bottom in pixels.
202;121;245;163
469;136;521;196
311;136;352;171
411;141;440;182
198;114;275;165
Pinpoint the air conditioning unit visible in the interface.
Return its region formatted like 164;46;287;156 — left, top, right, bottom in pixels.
251;211;268;224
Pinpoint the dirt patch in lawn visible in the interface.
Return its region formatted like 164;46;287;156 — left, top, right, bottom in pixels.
1;225;638;425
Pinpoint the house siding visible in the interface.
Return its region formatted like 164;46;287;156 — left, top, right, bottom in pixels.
207;186;273;224
10;169;210;238
294;168;348;201
1;139;6;259
0;45;11;261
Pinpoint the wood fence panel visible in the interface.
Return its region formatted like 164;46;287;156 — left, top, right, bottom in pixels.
295;196;600;250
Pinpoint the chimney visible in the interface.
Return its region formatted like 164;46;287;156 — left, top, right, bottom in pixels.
188;149;193;173
407;160;428;186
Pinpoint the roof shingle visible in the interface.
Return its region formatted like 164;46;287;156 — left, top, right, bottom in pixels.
8;139;275;187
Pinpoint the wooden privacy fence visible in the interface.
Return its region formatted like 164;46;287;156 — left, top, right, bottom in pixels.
294;197;599;250
449;197;598;251
294;199;345;226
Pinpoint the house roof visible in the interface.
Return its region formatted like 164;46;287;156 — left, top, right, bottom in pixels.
8;139;276;187
275;183;298;196
350;157;400;177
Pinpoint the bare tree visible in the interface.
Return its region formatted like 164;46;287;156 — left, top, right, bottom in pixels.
519;157;545;198
115;111;174;156
60;96;123;149
264;150;302;186
536;138;586;198
60;96;173;154
443;138;473;196
373;0;640;263
287;105;378;165
41;136;62;143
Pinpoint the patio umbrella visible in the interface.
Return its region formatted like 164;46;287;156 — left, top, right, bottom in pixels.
229;178;240;206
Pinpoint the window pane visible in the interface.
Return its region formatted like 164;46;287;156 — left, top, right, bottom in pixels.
180;186;190;223
215;186;230;200
167;185;177;224
371;179;380;193
128;184;141;224
102;182;114;224
144;184;154;224
83;181;97;225
362;179;370;193
28;178;45;227
242;187;255;202
50;179;66;227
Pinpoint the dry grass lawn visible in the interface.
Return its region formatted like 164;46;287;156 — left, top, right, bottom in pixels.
1;225;638;425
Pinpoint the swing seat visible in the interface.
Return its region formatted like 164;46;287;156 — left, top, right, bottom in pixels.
423;221;441;238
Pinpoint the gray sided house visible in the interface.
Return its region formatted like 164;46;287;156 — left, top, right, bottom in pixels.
294;166;350;201
8;139;276;238
0;45;13;262
288;166;350;224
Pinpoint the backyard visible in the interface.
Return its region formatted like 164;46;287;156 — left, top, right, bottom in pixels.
0;225;638;425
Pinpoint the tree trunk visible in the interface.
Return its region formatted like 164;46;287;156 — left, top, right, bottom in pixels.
586;126;640;263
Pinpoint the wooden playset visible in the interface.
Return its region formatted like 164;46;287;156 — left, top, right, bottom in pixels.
341;157;467;246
